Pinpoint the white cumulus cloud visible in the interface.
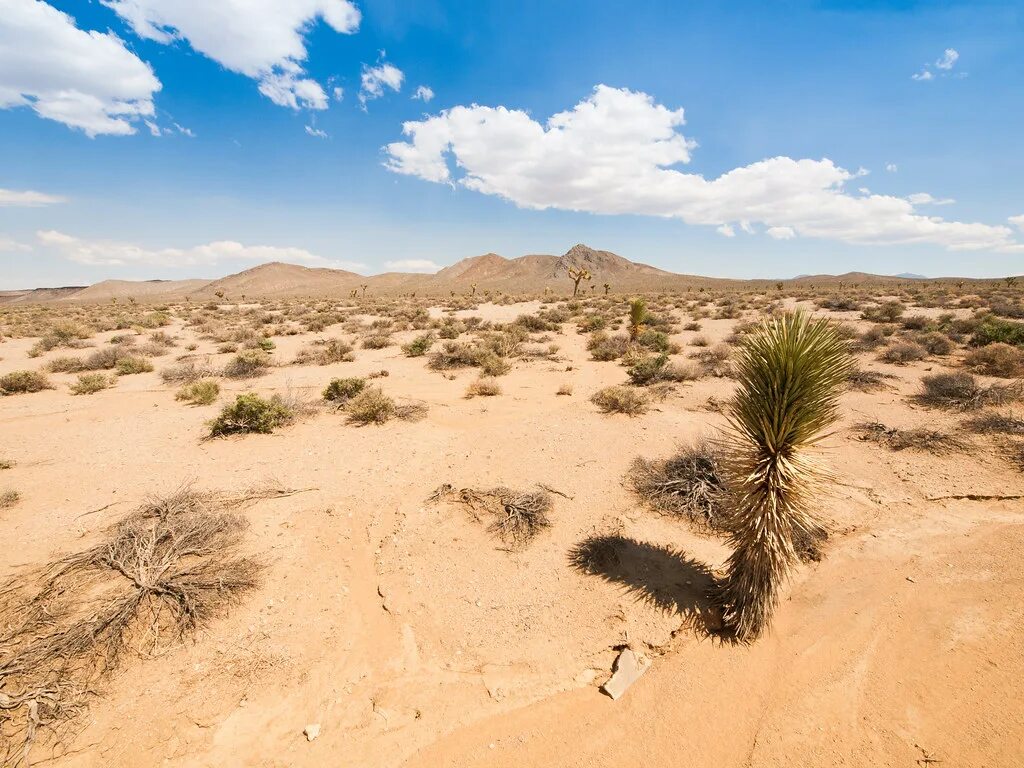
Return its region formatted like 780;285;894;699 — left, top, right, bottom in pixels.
908;192;955;206
102;0;360;110
0;186;66;206
0;0;160;136
385;258;441;273
913;48;961;82
412;85;434;102
37;230;366;270
360;60;404;106
1010;215;1024;232
936;48;959;70
384;85;1022;253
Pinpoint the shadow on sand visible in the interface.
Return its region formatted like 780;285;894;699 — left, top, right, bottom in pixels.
568;534;723;637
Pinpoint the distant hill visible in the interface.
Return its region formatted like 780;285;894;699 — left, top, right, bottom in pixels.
1;246;1009;304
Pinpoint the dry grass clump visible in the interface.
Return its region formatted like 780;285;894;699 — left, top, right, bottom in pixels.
556;383;573;396
0;459;13;471
344;387;427;425
208;393;295;436
963;343;1024;377
175;379;220;405
293;338;354;365
222;350;272;379
465;378;501;398
0;370;52;395
361;334;392;349
160;359;219;384
854;421;968;453
627;441;725;529
914;372;1022;411
689;344;732;377
0;489;20;509
591;385;649;415
0;487;261;766
70;373;112;395
846;367;896;392
961;412;1024;435
587;331;630;361
114;355;154;375
45;355;89;373
429;483;552;550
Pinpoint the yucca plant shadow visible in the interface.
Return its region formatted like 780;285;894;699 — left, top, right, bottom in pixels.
568;534;724;639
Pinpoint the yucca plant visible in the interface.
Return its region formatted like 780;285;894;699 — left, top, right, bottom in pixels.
719;311;852;641
628;297;649;340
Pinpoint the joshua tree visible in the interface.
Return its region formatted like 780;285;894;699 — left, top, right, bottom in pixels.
1006;276;1018;288
775;282;784;291
956;280;965;291
471;283;477;296
568;266;592;297
627;297;649;340
603;283;611;296
719;311;852;641
360;284;368;297
214;290;225;300
350;289;358;299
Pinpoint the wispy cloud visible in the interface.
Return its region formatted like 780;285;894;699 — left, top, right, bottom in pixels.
912;47;962;82
385;258;441;273
360;57;404;107
37;230;367;270
305;125;329;139
0;187;66;206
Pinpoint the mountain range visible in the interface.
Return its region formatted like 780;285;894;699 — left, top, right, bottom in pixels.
0;244;1000;304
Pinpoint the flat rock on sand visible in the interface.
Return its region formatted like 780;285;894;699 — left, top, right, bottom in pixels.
601;649;652;700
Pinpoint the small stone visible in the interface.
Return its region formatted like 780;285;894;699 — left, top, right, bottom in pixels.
601;649;651;700
303;723;321;742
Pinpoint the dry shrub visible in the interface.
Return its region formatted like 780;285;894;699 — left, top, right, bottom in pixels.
880;341;928;364
70;373;112;395
361;334;392;350
0;490;19;509
963;343;1024;377
591;385;649;415
846;367;896;392
587;332;629;361
626;354;698;385
854;421;968;453
0;370;52;395
345;388;427;425
429;484;551;550
114;355;153;375
0;487;262;766
915;372;1022;411
208;393;294;436
962;412;1024;435
222;350;271;379
465;378;501;398
556;383;573;396
160;359;218;385
175;379;220;405
322;377;365;404
627;441;725;529
689;344;732;377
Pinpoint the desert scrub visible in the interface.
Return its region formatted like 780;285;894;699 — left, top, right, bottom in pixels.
465;378;501;398
626;354;698;386
961;412;1024;435
0;370;52;395
853;421;967;453
971;317;1024;347
208;394;294;436
345;387;427;425
556;383;573;396
627;441;725;529
45;355;88;373
587;331;629;361
591;385;649;415
160;359;219;384
964;343;1024;377
915;372;1022;411
690;344;732;377
879;341;927;364
361;334;392;349
0;489;19;509
70;373;112;395
402;332;435;357
222;350;271;379
176;379;220;405
295;338;354;365
322;377;365;404
114;355;154;375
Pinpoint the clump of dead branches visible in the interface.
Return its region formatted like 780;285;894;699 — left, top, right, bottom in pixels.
428;483;552;550
853;421;969;453
626;440;726;530
0;485;266;766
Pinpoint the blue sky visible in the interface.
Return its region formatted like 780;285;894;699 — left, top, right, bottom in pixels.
1;0;1022;289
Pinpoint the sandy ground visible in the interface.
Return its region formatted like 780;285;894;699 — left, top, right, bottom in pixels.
1;300;1022;767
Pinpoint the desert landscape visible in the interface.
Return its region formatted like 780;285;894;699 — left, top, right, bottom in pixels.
1;245;1022;767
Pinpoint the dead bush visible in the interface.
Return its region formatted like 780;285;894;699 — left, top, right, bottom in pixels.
915;372;1022;410
627;441;726;529
428;484;551;550
591;385;649;415
963;343;1024;377
854;421;968;453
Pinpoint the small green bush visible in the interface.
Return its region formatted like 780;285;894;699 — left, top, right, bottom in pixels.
115;355;154;375
208;393;294;436
223;350;271;379
176;379;220;405
70;373;112;395
323;377;366;403
402;332;435;357
0;370;52;395
971;317;1024;347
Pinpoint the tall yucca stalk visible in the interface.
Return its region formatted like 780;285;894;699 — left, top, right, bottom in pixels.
719;311;852;641
628;298;649;340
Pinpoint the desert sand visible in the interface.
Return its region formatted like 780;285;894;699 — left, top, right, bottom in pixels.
1;280;1022;768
